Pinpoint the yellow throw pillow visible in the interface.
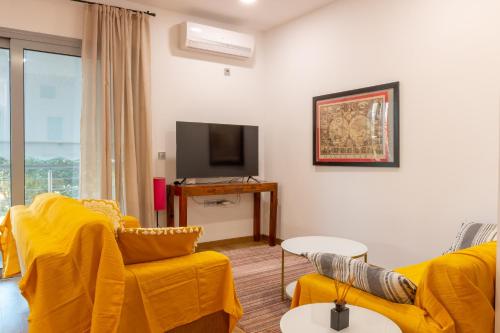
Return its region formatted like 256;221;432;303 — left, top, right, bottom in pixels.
80;199;123;230
117;226;203;264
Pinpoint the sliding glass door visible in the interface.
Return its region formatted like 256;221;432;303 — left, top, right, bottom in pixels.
0;42;10;216
0;31;81;214
24;50;81;204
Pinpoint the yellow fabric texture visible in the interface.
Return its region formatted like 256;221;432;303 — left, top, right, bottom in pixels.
80;199;141;229
121;215;141;228
0;209;21;278
117;226;203;264
1;193;243;333
81;198;141;229
292;242;496;333
11;193;126;333
118;251;243;332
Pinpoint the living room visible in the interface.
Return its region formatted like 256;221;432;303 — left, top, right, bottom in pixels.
0;0;499;332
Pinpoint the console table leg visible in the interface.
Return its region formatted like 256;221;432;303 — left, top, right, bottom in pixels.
167;185;175;227
281;248;285;300
179;195;188;227
269;189;278;246
253;193;261;241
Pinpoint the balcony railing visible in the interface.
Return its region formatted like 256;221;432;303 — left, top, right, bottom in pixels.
0;162;80;216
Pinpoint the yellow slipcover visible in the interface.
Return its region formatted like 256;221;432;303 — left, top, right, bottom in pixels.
292;242;496;333
119;251;243;332
0;193;243;333
0;209;21;277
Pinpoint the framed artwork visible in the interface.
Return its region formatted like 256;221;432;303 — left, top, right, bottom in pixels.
313;82;399;167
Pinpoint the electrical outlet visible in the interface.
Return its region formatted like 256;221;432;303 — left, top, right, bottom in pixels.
157;152;166;160
224;68;231;76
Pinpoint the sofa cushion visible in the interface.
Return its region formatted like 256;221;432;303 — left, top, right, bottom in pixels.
447;222;497;253
80;199;123;230
117;226;203;264
303;252;417;304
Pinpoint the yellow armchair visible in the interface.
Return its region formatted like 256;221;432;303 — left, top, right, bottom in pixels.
292;242;496;333
1;193;242;333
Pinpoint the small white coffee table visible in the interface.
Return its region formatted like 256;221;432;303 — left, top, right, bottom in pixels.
280;303;401;333
281;236;368;299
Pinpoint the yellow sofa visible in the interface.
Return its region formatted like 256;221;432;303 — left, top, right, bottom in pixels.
292;241;496;333
0;193;243;333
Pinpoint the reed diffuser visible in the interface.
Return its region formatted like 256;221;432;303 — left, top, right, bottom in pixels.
331;272;355;331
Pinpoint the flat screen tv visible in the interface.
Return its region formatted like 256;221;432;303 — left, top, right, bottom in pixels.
176;121;258;179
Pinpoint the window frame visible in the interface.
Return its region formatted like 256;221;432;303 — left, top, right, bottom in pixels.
0;27;81;206
0;38;8;48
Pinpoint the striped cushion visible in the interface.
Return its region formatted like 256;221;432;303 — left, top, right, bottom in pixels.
447;222;497;253
303;252;417;304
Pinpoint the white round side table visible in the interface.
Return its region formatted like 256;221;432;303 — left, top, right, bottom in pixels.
281;236;368;300
280;303;401;333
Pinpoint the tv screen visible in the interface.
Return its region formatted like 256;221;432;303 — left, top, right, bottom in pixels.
209;124;244;165
176;121;258;179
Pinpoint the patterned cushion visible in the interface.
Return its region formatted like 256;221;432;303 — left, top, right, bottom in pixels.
303;252;417;304
447;222;497;253
117;226;203;264
80;199;123;230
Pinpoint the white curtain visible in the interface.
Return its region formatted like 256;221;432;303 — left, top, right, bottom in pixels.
81;4;154;227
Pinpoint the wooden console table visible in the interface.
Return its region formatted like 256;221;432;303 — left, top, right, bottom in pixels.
167;182;278;246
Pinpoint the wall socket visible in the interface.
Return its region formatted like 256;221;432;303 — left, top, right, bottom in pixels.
157;152;166;160
224;68;231;76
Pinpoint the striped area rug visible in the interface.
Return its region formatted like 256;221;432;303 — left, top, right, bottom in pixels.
221;244;316;333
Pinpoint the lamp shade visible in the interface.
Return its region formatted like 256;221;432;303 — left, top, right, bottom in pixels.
153;177;166;211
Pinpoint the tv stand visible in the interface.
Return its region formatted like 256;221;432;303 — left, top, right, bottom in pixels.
167;181;278;246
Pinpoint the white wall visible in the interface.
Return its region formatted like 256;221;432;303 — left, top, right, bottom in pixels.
2;0;500;259
1;0;83;38
497;98;500;333
1;0;265;242
147;10;265;242
262;0;500;267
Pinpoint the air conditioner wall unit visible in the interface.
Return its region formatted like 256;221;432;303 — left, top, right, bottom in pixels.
180;22;255;59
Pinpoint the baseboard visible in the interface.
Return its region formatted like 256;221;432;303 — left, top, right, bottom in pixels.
197;235;282;251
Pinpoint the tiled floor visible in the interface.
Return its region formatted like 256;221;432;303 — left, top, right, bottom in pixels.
0;275;29;333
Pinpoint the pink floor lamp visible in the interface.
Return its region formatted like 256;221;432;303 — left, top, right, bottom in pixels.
153;177;166;227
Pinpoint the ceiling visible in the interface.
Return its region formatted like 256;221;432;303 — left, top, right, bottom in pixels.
128;0;336;31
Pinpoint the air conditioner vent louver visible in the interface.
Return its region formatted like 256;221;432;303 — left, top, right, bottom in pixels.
180;22;255;59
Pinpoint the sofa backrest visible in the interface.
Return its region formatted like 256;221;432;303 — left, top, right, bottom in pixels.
12;193;118;272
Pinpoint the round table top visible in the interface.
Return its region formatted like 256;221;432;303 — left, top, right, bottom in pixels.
281;236;368;258
280;303;401;333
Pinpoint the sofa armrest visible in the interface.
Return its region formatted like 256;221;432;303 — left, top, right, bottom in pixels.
415;242;496;333
121;251;243;332
121;215;141;228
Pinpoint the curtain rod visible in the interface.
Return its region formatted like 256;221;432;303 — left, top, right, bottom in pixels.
71;0;156;17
